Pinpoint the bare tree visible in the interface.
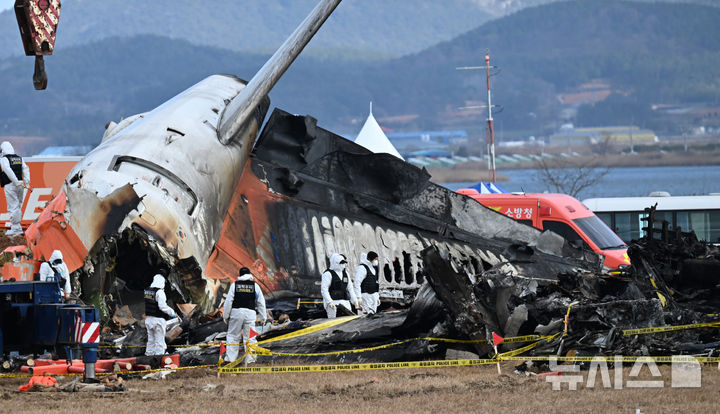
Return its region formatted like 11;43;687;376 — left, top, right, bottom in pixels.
534;156;609;198
591;133;614;156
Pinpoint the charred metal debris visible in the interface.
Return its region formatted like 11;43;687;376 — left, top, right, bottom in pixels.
416;205;720;362
8;108;719;369
84;205;720;369
71;108;600;323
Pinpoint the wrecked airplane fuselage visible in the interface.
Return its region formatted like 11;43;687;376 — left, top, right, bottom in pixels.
27;106;602;319
26;75;268;315
24;0;342;318
205;109;602;305
22;0;603;319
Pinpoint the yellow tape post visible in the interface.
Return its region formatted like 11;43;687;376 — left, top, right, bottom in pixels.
219;358;497;374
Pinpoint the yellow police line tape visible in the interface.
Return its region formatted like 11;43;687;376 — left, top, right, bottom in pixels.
246;331;569;359
100;333;543;350
221;336;495;370
219;358;498;374
494;336;556;360
248;336;492;358
217;355;720;375
500;355;720;363
99;343;220;349
225;328;561;370
218;315;363;370
256;315;361;345
99;315;363;349
622;321;720;336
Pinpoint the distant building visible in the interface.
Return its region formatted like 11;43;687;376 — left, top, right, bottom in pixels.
385;130;467;153
651;103;720;130
549;126;656;147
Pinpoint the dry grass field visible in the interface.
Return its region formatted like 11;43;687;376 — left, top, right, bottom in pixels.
3;362;719;413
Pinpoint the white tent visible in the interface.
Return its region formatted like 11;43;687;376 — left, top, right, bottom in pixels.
354;104;404;160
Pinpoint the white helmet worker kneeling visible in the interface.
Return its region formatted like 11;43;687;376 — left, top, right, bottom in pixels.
39;250;71;299
321;253;359;318
144;270;177;356
223;267;266;363
354;251;381;314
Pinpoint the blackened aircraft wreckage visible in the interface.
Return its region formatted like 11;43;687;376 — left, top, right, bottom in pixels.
6;0;720;367
14;0;600;322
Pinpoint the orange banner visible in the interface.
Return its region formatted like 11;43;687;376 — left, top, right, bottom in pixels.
0;157;79;229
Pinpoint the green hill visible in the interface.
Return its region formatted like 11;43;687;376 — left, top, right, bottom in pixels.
0;0;492;60
1;0;719;148
367;0;720;134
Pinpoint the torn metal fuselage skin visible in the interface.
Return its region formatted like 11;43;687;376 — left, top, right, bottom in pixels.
20;3;604;317
205;109;603;305
23;0;344;319
26;75;268;317
26;103;601;321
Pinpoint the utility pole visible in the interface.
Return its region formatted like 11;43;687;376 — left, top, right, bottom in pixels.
457;49;499;182
484;51;496;183
629;116;635;154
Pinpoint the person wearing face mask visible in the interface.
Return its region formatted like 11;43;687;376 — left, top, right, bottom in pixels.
320;253;358;318
39;250;71;299
144;269;178;356
223;267;266;364
354;251;381;314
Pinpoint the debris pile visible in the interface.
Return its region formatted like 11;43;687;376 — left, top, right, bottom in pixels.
82;205;720;368
418;206;720;361
627;205;720;313
2;187;718;374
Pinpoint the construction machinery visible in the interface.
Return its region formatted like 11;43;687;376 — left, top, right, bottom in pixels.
0;279;100;381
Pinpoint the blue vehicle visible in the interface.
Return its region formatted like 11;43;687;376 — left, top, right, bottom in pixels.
0;281;100;379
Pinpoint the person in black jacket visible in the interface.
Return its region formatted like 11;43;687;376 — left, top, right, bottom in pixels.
0;141;30;236
144;271;177;356
353;251;381;314
223;267;266;363
320;253;358;318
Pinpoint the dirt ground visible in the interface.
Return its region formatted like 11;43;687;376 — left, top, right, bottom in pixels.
3;362;719;413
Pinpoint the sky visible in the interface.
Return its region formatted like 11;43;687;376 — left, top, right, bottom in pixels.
0;0;12;12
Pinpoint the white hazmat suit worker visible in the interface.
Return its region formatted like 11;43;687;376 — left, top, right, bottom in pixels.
354;251;381;314
0;141;30;235
321;253;358;318
223;267;266;363
144;271;177;356
39;250;71;299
